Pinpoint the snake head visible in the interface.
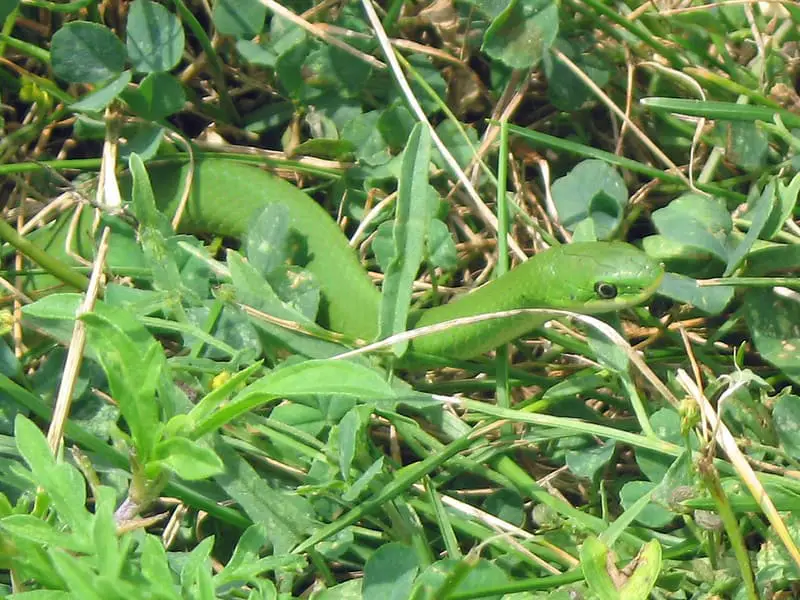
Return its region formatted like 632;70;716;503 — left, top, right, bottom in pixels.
536;241;665;314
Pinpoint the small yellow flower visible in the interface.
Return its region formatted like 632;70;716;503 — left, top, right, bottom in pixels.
211;371;231;390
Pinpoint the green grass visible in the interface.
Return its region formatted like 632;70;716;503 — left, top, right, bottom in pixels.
1;0;800;598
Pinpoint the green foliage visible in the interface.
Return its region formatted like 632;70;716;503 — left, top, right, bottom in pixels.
123;72;186;121
50;21;126;83
4;0;800;597
743;289;800;385
0;0;20;23
125;0;184;74
580;537;662;600
565;438;616;482
551;160;628;240
362;543;419;600
482;0;558;69
212;0;266;39
1;415;299;597
378;123;432;354
70;71;132;113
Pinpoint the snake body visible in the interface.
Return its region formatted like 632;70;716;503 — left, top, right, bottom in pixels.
24;159;664;359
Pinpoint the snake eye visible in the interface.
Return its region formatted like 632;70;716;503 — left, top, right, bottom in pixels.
594;282;618;299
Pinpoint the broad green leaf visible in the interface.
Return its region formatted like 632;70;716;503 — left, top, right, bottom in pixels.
213;441;316;554
724;181;775;276
656;272;734;315
342;111;392;166
650;450;695;510
129;153;172;234
545;40;610;111
184;304;259;361
482;0;558;69
141;535;181;599
22;294;167;373
0;0;20;24
342;456;385;502
338;405;372;480
130;154;203;307
551;160;627;240
566;439;616;481
761;172;800;240
268;402;327;438
372;222;395;273
257;360;396;401
718;121;769;171
426;219;458;271
49;549;104;600
0;337;20;379
417;557;508;599
601;484;661;547
212;0;266;39
242;204;323;321
642;234;724;278
460;0;508;19
188;362;263;425
0;515;90;553
482;489;525;527
377;104;415;151
636;409;683;482
267;14;305;56
21;292;92;320
306;45;373;96
619;481;676;528
243;100;294;133
227;251;341;359
755;511;800;583
379;123;433;354
152;437;224;480
618;540;662;599
245;203;293;278
0;491;12;517
14;415;89;531
123;72;186;119
91;486;123;580
397;54;448;116
70;70;131;112
118;122;164;161
362;543;419;600
432;119;479;171
51;21;126;83
126;0;184;73
312;579;362;599
744;243;800;276
651;193;732;261
774;394;800;459
580;537;619;600
191;359;396;439
743;289;800;384
236;39;277;67
290;138;355;160
268;266;321;323
80;312;164;463
275;39;312;101
214;524;305;585
179;536;215;596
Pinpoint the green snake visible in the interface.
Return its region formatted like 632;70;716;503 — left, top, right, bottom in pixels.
19;158;664;360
